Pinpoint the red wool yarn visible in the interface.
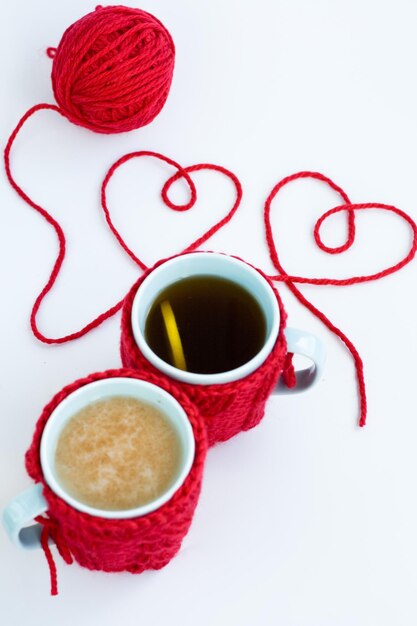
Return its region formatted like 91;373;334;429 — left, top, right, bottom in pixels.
262;171;417;427
6;132;417;429
120;255;291;447
4;7;417;435
48;5;175;133
25;369;208;596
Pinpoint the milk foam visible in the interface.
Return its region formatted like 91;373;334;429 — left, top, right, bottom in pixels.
54;396;183;510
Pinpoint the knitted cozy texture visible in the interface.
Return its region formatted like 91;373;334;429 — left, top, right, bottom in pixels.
48;5;175;133
120;255;289;447
25;368;208;595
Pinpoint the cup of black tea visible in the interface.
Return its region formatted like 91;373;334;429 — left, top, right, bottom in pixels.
121;252;325;445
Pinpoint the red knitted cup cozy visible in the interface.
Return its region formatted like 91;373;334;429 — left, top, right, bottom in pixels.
120;254;291;447
25;368;208;594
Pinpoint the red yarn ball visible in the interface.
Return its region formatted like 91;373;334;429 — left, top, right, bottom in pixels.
50;5;175;134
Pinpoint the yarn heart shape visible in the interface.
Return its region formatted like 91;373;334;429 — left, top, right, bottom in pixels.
262;170;417;427
100;151;242;272
263;171;417;287
5;111;242;345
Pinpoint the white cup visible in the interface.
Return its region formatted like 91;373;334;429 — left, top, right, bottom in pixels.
2;377;195;549
131;252;325;391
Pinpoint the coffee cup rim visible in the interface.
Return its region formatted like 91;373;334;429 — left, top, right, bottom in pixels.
40;377;195;519
131;252;281;385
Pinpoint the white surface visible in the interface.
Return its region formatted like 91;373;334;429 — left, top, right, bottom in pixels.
1;0;417;624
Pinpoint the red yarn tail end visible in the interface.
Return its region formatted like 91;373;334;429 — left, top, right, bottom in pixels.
282;352;296;388
39;525;58;596
358;372;367;428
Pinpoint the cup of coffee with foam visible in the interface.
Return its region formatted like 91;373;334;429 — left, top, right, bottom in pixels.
121;252;326;445
2;370;207;579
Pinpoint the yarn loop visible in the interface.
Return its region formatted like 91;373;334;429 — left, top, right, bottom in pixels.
4;109;242;344
100;152;243;271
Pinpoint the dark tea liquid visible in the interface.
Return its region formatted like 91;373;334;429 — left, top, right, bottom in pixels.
145;275;267;374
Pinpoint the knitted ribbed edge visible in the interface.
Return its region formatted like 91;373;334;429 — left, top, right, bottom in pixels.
25;368;208;573
120;253;289;446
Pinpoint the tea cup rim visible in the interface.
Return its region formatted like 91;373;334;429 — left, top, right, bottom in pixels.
131;252;281;385
40;377;195;519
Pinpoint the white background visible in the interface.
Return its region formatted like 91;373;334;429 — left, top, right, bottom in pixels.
1;1;417;624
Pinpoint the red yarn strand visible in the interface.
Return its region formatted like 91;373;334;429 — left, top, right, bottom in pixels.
34;514;74;596
5;107;242;343
282;352;296;389
101;152;243;270
264;171;417;427
4;104;127;344
39;523;58;596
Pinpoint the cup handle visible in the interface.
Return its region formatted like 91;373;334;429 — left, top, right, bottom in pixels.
2;484;48;549
274;327;326;394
